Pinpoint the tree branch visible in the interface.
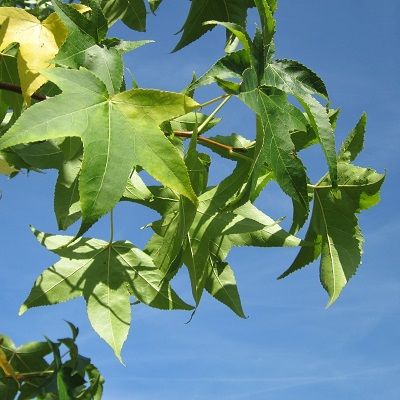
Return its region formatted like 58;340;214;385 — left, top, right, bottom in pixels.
0;81;46;102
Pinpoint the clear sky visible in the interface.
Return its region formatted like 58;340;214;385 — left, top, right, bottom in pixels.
1;1;399;399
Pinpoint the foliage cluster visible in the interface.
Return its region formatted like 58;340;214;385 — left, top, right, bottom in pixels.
0;0;384;398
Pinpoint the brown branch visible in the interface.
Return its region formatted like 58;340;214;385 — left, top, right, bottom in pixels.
0;81;46;102
173;130;251;158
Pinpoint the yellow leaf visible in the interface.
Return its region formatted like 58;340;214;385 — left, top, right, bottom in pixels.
0;153;18;176
0;347;18;382
0;8;68;104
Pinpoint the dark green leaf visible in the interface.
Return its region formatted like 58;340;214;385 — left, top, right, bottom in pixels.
280;162;384;305
339;113;366;162
189;49;250;91
174;0;254;51
262;60;337;185
205;259;245;318
98;0;147;31
239;79;309;211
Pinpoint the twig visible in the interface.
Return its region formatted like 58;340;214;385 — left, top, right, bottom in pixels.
172;130;252;162
0;81;46;102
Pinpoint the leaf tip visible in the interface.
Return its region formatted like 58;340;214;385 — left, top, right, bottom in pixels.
18;304;28;316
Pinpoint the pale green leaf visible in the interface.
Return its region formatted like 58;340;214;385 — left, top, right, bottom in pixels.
0;68;198;234
21;229;193;359
148;0;162;13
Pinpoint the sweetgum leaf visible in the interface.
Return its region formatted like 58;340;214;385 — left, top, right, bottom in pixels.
262;60;337;185
127;163;301;307
53;0;150;95
20;229;194;360
280;162;385;305
0;7;67;103
174;0;254;51
239;77;309;211
0;68;198;235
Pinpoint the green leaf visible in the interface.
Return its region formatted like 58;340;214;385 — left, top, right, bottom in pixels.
144;132;206;279
47;339;71;400
174;0;254;51
0;335;51;377
20;229;193;360
54;139;82;230
0;68;198;235
164;112;220;134
0;53;22;116
200;133;254;162
254;0;275;47
98;0;147;31
239;80;309;211
338;113;366;162
189;49;251;91
13;140;63;170
52;0;104;43
79;363;104;400
280;162;385;305
148;0;162;13
264;60;328;98
204;21;252;55
53;0;125;95
131;163;301;307
205;259;245;318
0;379;18;400
262;60;337;185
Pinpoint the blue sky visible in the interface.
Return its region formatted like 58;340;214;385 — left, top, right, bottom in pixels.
1;1;399;399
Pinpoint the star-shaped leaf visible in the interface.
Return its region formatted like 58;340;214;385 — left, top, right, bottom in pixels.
0;7;67;103
52;0;151;96
262;59;337;185
20;229;194;361
239;71;310;211
126;162;302;311
0;68;198;234
279;116;385;305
